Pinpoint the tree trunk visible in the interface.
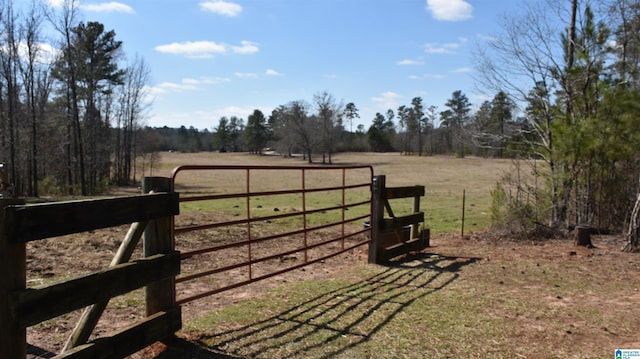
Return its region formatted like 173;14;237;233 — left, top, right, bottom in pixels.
624;186;640;252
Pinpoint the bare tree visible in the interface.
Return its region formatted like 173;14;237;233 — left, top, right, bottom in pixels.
313;91;343;164
606;0;640;87
0;0;21;193
19;0;51;196
280;100;317;163
474;0;569;225
114;55;151;185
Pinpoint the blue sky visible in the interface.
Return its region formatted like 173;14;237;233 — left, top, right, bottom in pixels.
49;0;522;130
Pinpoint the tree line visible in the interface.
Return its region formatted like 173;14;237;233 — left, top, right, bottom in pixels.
164;89;522;162
0;0;150;196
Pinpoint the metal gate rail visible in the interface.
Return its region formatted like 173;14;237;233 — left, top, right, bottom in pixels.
171;165;373;305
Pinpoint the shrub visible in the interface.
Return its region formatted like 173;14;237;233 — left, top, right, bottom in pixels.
489;160;556;239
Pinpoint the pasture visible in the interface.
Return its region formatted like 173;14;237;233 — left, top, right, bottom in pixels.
23;152;640;358
152;151;511;233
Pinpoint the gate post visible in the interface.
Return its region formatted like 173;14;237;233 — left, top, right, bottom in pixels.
368;175;385;264
142;177;177;316
0;198;26;359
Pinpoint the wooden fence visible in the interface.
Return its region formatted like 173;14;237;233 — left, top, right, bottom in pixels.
0;177;180;359
368;175;429;264
1;173;429;358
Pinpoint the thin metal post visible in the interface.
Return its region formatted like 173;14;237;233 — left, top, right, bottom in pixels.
245;169;252;279
302;169;308;262
341;168;346;250
461;189;466;239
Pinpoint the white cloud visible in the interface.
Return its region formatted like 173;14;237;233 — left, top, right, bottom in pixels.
13;42;59;64
150;82;199;95
265;69;282;76
426;0;472;21
80;2;135;13
212;106;257;119
155;41;226;59
397;59;424;66
46;0;64;8
151;76;231;95
155;40;259;58
473;92;493;103
452;67;472;73
232;41;259;54
200;0;242;17
183;76;231;85
409;73;446;80
606;39;619;51
201;76;232;84
426;73;447;79
424;42;460;54
235;72;259;79
371;91;402;110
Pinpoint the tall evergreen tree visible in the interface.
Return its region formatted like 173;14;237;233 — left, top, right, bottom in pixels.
245;109;269;154
441;90;471;157
490;91;515;157
367;112;395;152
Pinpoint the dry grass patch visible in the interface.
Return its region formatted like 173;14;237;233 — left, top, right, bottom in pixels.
151;151;513;233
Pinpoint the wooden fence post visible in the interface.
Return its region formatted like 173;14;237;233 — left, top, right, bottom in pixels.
1;198;26;359
368;175;385;264
142;177;177;317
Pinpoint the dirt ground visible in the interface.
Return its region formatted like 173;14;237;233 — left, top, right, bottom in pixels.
24;207;371;358
24;211;640;358
134;230;640;359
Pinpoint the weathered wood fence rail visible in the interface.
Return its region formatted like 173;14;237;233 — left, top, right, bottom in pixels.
368;175;429;264
0;177;180;359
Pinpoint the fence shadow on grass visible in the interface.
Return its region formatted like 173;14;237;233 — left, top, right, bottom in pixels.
173;252;480;359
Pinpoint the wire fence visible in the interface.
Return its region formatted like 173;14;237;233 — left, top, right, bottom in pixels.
388;187;492;237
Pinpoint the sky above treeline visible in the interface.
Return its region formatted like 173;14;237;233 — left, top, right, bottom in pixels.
44;0;525;130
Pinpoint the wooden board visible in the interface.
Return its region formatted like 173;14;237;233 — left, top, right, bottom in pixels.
381;237;428;262
381;212;424;231
10;252;180;328
385;186;425;199
4;193;179;243
56;307;182;359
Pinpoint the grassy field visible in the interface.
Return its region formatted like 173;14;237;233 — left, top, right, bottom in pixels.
150;151;513;234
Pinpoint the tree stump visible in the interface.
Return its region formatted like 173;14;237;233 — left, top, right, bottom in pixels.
574;225;593;248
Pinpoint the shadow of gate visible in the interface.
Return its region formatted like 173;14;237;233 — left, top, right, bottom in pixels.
183;253;480;359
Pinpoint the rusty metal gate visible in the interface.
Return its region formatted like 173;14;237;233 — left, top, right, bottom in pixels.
170;165;373;305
